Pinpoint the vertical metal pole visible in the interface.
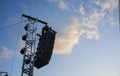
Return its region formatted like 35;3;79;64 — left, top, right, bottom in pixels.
32;19;37;76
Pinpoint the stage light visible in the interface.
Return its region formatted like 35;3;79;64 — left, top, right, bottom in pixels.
22;35;27;41
5;74;8;76
24;24;30;31
20;47;26;54
24;58;31;64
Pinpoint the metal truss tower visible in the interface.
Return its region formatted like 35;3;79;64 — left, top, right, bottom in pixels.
20;14;56;76
21;18;37;76
20;14;48;76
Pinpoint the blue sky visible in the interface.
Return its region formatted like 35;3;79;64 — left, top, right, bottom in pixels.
0;0;120;76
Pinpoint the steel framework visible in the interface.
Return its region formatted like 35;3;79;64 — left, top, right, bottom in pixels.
21;19;37;76
21;14;48;76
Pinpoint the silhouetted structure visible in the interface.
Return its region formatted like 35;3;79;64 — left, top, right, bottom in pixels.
0;72;8;76
34;25;56;69
20;14;56;76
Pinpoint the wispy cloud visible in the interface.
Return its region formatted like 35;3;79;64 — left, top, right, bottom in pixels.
53;16;100;54
79;5;85;15
92;0;118;12
104;0;118;11
54;18;80;54
74;5;86;15
49;0;68;10
58;0;68;10
0;46;13;62
53;0;118;54
91;0;118;27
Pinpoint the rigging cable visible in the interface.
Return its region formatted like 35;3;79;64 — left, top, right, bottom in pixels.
0;20;27;31
9;20;27;76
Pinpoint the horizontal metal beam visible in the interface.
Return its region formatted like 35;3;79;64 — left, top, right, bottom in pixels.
0;72;8;74
22;14;48;25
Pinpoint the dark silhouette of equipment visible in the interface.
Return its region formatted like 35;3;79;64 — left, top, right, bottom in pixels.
20;14;56;76
24;24;30;31
22;35;27;41
34;25;56;69
20;47;26;54
0;72;8;76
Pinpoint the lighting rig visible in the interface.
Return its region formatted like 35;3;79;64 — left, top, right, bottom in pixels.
20;14;56;76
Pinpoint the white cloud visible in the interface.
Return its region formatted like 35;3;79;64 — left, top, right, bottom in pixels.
92;0;118;12
49;0;68;10
54;18;80;54
72;4;86;15
58;0;68;10
85;30;100;39
91;0;118;28
79;5;85;15
53;16;100;54
78;9;104;40
53;0;119;54
0;46;13;62
38;0;118;54
102;0;118;11
0;44;22;62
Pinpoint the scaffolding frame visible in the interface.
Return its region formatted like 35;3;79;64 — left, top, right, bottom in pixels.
21;19;37;76
21;14;47;76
